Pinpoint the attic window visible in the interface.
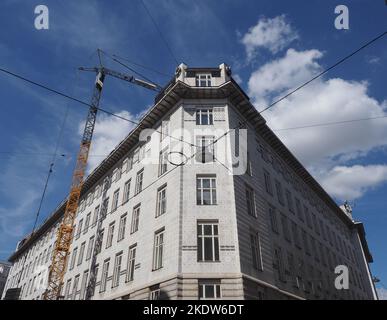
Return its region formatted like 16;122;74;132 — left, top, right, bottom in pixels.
195;74;211;87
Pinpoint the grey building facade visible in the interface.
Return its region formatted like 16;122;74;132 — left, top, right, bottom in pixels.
0;261;11;298
2;63;377;300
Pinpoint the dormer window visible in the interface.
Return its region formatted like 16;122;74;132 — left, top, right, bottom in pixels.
196;74;211;87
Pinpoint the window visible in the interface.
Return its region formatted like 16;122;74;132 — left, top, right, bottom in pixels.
196;136;215;163
250;231;263;270
153;229;165;270
196;108;213;125
273;246;285;281
112;252;123;288
196;175;217;205
199;280;221;299
197;222;219;262
275;180;284;205
158;148;168;176
156;186;167;217
160;119;170;141
123;179;131;203
72;275;80;300
76;220;83;239
246;152;252;176
286;252;294;277
80;270;89;300
295;198;304;221
92;206;99;227
106;222;115;248
302;230;310;255
285;190;294;213
100;259;110;293
112;189;120;212
292;222;301;248
84;212;91;234
131;205;140;234
86;236;94;261
135;169;144;195
245;185;256;217
195;74;211;87
64;279;72;300
126;245;136;282
118;214;127;241
149;287;160;300
127;156;133;171
113;167;121;183
78;242;86;265
281;214;291;242
268;205;279;233
264;170;273;195
70;247;78;270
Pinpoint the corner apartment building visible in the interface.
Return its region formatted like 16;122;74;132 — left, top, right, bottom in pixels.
2;63;377;300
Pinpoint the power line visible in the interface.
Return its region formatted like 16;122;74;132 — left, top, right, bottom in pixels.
111;53;170;78
258;30;387;114
272;114;387;132
139;0;180;65
0;66;197;148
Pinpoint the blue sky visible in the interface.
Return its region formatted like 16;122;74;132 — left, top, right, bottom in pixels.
0;0;386;297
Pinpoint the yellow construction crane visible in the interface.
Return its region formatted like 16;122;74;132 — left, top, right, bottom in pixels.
43;53;160;300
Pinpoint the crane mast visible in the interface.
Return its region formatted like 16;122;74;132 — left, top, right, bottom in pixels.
44;64;159;300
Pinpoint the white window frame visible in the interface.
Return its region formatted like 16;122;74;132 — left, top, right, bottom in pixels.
123;179;131;203
156;186;167;217
118;213;127;241
197;222;219;262
112;189;120;212
106;222;115;248
152;229;164;270
131;205;140;234
195;73;211;87
198;281;221;300
100;259;110;293
126;244;137;282
135;169;144;195
112;252;123;288
196;175;217;205
196;108;213;125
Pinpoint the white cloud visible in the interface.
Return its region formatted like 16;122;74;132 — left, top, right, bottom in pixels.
241;15;298;60
81;110;136;172
320;165;387;200
246;45;387;201
377;287;387;300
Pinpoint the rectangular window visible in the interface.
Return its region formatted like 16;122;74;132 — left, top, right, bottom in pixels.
160;119;169;141
118;214;127;241
196;175;217;205
197;222;219;262
295;198;304;221
250;231;263;270
149;288;160;300
195;74;212;87
264;170;273;195
131;205;140;234
135;169;144;195
100;260;110;293
275;180;284;205
268;205;279;233
86;236;94;261
302;230;310;255
156;186;167;217
273;246;285;282
196;136;215;163
285;190;294;213
292;222;301;248
76;220;83;239
78;242;86;265
158;148;168;176
70;247;78;270
152;229;165;270
246;152;252;176
72;275;80;300
92;206;99;227
106;222;115;248
281;214;291;242
64;279;72;300
123;179;131;203
112;252;123;288
84;212;91;234
245;185;256;217
112;189;120;212
126;245;136;282
80;270;89;300
198;280;221;300
196;108;213;125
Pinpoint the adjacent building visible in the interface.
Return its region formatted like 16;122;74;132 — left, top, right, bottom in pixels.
2;63;377;300
0;261;11;298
